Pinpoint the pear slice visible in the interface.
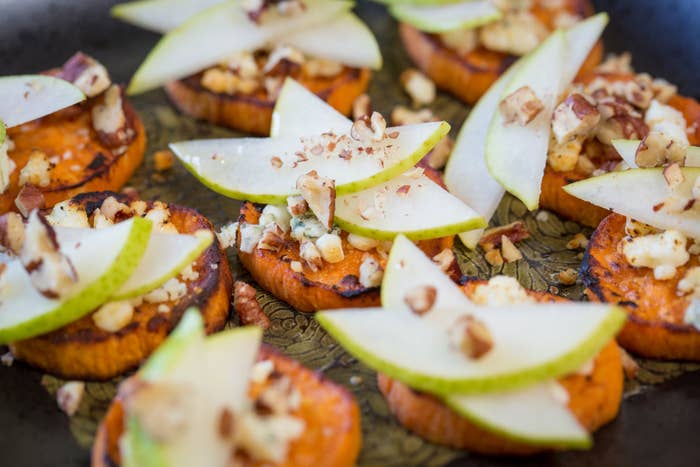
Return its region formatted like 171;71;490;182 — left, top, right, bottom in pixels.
485;14;608;211
334;172;486;240
563;167;700;238
0;120;5;146
444;61;522;249
111;0;225;33
127;0;353;94
389;0;501;33
445;381;590;448
171;122;450;204
0;217;152;344
317;236;626;395
271;78;352;139
485;31;565;211
111;230;214;299
0;75;85;128
612;139;700;168
124;309;262;467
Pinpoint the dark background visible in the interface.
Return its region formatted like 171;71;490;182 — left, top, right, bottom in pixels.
1;1;699;466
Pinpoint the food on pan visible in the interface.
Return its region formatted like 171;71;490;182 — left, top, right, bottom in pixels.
91;309;361;467
115;0;381;134
566;167;700;360
170;78;485;311
1;53;146;214
317;235;625;455
0;191;231;380
386;0;602;104
444;14;605;247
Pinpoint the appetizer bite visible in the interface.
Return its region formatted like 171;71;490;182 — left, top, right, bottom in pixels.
114;0;381;134
170;79;486;311
565;167;700;360
317;236;625;455
1;53;146;213
92;309;361;467
385;0;602;104
1;191;232;380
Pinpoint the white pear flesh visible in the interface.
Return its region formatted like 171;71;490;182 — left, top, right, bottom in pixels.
563;167;700;238
111;0;224;33
171;121;450;204
125;310;263;467
284;13;382;69
612;139;700;168
334;172;486;240
446;381;590;448
111;229;214;299
444;61;521;249
485;31;565;211
0;75;85;128
127;0;353;94
271;78;352;139
0;217;152;344
389;0;501;33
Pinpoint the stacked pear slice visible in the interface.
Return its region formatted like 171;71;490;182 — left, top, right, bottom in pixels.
172;78;486;240
0;218;214;344
317;235;625;447
116;0;381;94
388;0;502;33
444;14;608;247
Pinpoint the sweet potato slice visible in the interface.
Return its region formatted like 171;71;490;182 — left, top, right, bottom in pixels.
91;345;361;467
10;192;233;380
582;213;700;360
399;0;601;105
166;67;371;136
378;282;623;455
2;94;145;214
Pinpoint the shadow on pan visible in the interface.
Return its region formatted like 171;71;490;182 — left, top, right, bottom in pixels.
0;1;699;467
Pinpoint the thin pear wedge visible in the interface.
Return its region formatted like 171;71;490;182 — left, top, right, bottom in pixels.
171;121;450;204
0;75;85;127
0;217;152;344
111;229;214;299
124;309;262;467
445;381;591;449
389;0;501;33
271;78;352;139
612;139;700;168
563;167;700;238
485;31;565;211
111;0;224;33
127;0;353;94
334;172;486;240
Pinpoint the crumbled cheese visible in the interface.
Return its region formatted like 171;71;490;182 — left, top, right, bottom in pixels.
145;203;178;234
157;304;170;313
222;51;260;79
263;44;304;74
299;239;323;271
290;213;326;241
0;136;16;194
260;204;291;232
359;254;383;288
1;351;14;366
180;263;199;282
678;267;700;298
290;260;303;273
302;59;343;78
347;233;379;251
471;275;533;306
480;11;548;56
201;68;242;94
217;222;239;249
56;381;85;416
91;208;114;229
100;196;131;221
644;100;689;149
92;300;134;332
683;299;700;329
92;85;126;134
622;230;690;280
250;359;275;384
19;149;52;187
144;278;188;303
235;412;305;463
547;136;583;172
315;233;344;263
46;201;90;228
130;200;148;216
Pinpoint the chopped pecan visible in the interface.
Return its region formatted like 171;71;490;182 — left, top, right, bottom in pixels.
352;94;372;121
635;131;687;168
0;212;25;254
451;315;494;360
57;52;111;98
499;86;544;126
479;221;530;251
234;280;270;330
500;235;523;263
14;184;45;217
404;285;437;315
296;170;336;230
663;163;685;191
400;69;436;107
552;94;600;144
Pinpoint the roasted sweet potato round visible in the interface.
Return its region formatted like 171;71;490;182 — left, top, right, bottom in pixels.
91;345;362;467
2;96;145;214
399;0;601;105
166;67;371;136
582;213;700;360
378;281;623;455
10;192;233;380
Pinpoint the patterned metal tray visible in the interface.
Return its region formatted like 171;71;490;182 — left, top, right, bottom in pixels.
1;1;699;466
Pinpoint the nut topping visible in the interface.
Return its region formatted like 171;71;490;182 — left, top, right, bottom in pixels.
404;285;437;315
0;212;25;254
551;94;600;144
450;315;494;360
400;69;436;107
499;86;544;126
234;280;270;330
295;170;336;231
663;163;685;191
57;52;111;98
635;131;687;168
